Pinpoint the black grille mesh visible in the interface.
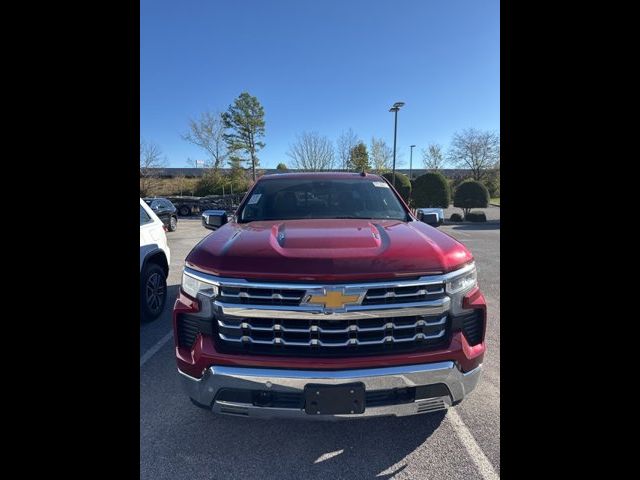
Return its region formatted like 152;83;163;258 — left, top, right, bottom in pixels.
177;314;213;349
461;311;484;346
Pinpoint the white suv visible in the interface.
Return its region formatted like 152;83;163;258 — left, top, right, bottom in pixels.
140;198;171;321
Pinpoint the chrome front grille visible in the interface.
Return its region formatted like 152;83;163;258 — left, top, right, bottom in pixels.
362;284;445;305
217;314;448;348
183;267;456;356
219;286;306;306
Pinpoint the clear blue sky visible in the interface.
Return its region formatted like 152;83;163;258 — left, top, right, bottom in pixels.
141;0;499;168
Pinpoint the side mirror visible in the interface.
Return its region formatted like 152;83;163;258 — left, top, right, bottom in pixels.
202;210;228;230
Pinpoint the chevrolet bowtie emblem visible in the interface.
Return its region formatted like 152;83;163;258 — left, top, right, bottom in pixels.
306;290;362;310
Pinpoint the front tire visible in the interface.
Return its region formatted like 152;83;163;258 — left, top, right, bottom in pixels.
169;216;178;231
141;263;167;322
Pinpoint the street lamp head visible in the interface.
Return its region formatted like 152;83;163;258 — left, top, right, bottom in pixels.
393;101;405;108
410;144;416;148
389;107;399;112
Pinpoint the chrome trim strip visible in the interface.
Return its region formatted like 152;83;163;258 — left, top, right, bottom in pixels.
217;315;447;333
218;329;446;346
214;297;450;320
183;263;475;291
211;397;452;419
364;288;445;299
220;291;303;301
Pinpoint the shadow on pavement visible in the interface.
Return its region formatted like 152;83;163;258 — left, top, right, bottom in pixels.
450;223;500;231
140;285;180;325
158;409;445;479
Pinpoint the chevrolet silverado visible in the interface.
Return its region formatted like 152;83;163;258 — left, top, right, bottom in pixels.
173;172;486;419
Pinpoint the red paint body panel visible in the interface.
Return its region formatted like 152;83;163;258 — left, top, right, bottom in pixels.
173;291;485;378
186;219;472;281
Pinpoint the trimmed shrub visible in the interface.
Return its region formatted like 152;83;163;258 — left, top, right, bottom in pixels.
412;172;450;208
465;211;487;222
449;174;471;195
381;172;411;203
450;213;463;222
454;180;489;217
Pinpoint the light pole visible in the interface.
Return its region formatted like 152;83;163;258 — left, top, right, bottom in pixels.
409;144;416;180
389;101;405;186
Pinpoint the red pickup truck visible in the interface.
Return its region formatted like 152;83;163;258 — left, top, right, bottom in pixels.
173;172;485;419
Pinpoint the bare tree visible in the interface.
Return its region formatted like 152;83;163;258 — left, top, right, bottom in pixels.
336;128;359;170
369;137;393;173
182;111;228;171
448;129;500;180
140;139;167;196
422;144;447;170
287;131;336;171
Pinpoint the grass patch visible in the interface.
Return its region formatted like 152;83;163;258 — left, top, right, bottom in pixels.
490;198;500;205
141;177;200;197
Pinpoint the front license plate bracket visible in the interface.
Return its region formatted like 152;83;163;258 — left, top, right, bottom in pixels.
304;383;366;415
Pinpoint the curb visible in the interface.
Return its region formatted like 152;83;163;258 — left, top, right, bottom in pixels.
443;220;500;226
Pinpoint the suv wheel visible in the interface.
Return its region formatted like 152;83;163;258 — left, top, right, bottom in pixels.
169;216;178;232
141;263;167;321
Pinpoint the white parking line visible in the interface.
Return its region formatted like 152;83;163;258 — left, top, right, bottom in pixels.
140;331;174;367
448;409;499;480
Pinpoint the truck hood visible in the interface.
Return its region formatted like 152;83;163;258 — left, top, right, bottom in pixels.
186;219;473;281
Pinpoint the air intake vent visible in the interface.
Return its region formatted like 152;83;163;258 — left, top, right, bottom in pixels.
218;404;249;416
416;398;447;413
177;314;213;349
462;310;484;346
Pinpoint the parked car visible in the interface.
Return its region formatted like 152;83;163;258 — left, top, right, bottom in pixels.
143;197;178;231
173;172;486;419
416;208;445;227
140;198;170;321
165;196;200;217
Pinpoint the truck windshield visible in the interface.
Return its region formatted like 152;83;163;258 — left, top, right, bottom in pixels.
238;178;409;223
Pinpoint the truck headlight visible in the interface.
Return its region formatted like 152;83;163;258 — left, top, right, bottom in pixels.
446;264;477;294
445;263;477;315
182;271;218;299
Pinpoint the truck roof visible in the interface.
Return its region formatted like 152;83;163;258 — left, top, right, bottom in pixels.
259;172;383;181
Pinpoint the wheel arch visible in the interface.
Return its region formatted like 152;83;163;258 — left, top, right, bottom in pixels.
141;248;169;278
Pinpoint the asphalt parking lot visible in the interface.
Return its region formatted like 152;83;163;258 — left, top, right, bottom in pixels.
140;217;500;480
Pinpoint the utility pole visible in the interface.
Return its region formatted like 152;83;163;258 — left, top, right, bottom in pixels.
388;101;405;186
409;144;416;179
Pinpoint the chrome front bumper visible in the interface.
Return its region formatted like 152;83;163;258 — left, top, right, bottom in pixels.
179;361;481;419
